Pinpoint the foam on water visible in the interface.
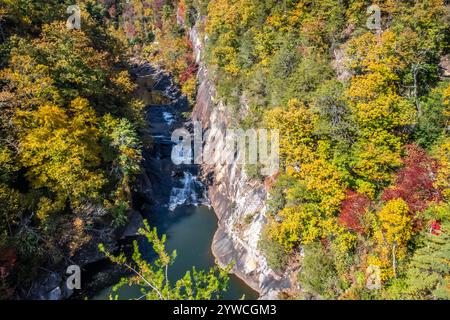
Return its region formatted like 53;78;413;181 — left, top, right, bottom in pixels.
162;112;175;126
168;172;205;211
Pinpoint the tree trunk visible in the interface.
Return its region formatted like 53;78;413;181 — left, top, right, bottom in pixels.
413;65;422;118
392;242;397;278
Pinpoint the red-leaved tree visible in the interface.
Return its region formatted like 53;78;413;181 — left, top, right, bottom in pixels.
339;190;372;235
382;144;441;214
178;37;198;84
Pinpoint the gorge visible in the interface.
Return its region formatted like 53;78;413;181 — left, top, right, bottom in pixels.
2;0;448;302
92;15;298;299
93;20;297;298
93;61;261;300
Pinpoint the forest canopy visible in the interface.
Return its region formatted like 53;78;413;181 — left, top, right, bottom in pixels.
193;0;450;300
0;0;145;298
0;0;449;301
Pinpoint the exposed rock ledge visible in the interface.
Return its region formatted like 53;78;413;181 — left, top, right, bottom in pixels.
189;22;294;299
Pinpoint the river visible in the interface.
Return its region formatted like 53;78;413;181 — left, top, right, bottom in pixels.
92;63;258;300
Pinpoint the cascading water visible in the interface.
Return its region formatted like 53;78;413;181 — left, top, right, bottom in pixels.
168;172;205;211
92;62;258;300
162;111;176;126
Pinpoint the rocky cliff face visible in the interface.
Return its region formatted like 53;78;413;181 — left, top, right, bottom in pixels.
189;23;293;300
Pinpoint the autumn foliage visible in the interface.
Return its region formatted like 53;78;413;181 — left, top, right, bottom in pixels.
0;1;144;298
382;144;442;214
202;0;450;300
338;190;371;235
0;0;448;301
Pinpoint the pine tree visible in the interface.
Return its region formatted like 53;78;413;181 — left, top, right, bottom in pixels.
404;220;450;299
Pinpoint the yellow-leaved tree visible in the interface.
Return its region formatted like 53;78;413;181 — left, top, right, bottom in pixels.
16;98;105;217
372;198;413;280
347;31;416;196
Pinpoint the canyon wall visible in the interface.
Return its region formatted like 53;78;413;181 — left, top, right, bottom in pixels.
189;23;295;299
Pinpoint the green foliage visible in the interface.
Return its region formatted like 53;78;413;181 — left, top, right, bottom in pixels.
402;217;450;300
0;1;146;298
0;0;71;36
382;217;450;300
197;0;450;300
112;0;200;101
0;184;24;237
298;243;341;299
414;82;450;149
101;114;143;178
0;0;449;301
110;200;130;228
100;220;231;300
244;163;264;182
1;20;136;114
259;231;289;272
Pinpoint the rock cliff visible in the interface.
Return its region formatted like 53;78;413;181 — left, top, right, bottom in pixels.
189;22;294;299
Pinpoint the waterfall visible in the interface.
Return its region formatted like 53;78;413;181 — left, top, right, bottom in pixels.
168;172;205;211
162;111;175;126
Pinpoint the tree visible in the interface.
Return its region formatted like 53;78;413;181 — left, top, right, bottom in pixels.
382;144;441;219
205;0;256;76
414;83;450;148
266;204;322;251
338;190;371;235
0;0;68;36
1;19;136;115
0;0;148;298
16;99;105;211
298;243;341;299
403;220;450;300
100;113;143;227
346;31;416;192
99;220;230;300
374;199;413;279
264;98;315;170
101;114;142;179
432;137;450;201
